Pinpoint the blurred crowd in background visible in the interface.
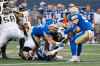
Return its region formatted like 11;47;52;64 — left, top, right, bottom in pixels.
9;0;100;43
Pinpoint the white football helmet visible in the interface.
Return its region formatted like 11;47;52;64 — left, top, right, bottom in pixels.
68;4;79;15
0;0;8;14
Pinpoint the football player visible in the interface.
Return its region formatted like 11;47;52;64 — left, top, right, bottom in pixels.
21;24;64;60
64;4;94;62
21;25;44;60
36;24;64;61
0;1;25;58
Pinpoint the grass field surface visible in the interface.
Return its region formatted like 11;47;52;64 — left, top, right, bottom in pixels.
0;41;100;66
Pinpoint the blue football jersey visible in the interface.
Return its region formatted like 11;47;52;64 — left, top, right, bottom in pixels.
31;26;45;37
69;14;93;31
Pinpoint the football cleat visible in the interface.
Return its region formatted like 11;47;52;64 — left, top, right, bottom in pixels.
69;56;80;62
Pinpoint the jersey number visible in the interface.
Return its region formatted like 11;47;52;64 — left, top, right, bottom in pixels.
3;16;16;23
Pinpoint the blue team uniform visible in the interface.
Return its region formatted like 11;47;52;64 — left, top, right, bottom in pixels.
31;26;44;37
31;18;54;37
31;25;49;37
69;14;93;31
65;13;93;56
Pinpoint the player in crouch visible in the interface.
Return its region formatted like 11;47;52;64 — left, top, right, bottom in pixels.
21;24;64;60
64;4;94;62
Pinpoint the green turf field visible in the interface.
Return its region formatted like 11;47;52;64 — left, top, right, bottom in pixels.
0;41;100;66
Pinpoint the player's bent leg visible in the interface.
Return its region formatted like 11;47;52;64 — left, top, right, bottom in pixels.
15;28;25;57
0;32;9;58
77;44;82;56
75;30;93;45
1;44;8;59
19;38;25;53
20;36;38;60
68;33;83;62
0;34;8;49
69;41;80;62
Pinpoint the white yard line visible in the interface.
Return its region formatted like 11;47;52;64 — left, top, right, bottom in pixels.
83;53;100;55
0;44;100;66
0;61;100;66
84;44;100;45
0;62;64;66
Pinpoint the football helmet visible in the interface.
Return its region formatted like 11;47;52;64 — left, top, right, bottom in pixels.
70;7;79;14
18;3;27;11
0;0;8;14
68;4;79;15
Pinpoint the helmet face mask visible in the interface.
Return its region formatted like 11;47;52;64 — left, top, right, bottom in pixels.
0;1;7;14
1;0;17;14
19;3;27;11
